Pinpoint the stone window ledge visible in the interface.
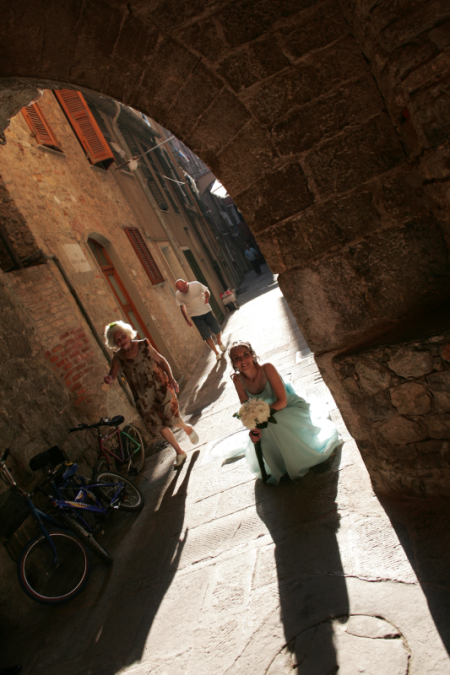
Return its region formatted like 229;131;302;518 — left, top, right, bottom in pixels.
38;145;66;158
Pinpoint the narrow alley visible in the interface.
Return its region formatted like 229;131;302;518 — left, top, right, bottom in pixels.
1;268;449;675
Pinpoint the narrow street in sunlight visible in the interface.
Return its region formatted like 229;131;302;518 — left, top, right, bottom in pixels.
1;268;449;675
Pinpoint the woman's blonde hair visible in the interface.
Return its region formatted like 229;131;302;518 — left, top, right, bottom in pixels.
104;320;137;349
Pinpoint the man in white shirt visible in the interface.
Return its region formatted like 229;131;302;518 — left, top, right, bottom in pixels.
245;244;261;275
176;279;226;361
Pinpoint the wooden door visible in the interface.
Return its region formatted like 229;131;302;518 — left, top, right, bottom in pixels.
88;240;157;347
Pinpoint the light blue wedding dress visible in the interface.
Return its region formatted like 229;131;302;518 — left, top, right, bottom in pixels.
211;375;341;484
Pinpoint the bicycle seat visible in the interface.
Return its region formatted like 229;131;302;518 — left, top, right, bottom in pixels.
109;415;124;426
62;463;78;480
29;446;67;471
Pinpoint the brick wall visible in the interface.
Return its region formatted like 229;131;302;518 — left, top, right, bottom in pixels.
9;263;104;410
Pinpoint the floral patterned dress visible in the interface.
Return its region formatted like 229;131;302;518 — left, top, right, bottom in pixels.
114;340;180;432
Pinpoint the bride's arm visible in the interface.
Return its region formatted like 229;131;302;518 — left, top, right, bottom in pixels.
232;373;249;404
264;363;287;410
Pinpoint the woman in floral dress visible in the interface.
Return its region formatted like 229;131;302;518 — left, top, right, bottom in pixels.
104;321;198;467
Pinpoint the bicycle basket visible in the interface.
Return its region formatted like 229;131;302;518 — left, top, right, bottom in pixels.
0;489;29;539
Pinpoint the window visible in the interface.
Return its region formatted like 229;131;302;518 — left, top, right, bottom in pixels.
22;102;62;152
88;239;157;347
124;227;165;285
118;125;169;210
55;90;114;168
88;105;130;172
140;140;180;214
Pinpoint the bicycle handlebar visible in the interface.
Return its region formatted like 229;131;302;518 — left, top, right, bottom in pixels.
1;448;10;462
69;416;122;433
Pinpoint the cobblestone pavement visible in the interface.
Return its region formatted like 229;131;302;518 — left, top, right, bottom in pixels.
2;268;450;674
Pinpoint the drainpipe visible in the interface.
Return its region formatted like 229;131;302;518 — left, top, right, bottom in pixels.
43;252;136;408
0;222;24;269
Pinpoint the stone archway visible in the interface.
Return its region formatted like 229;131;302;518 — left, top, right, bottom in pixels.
1;0;449;496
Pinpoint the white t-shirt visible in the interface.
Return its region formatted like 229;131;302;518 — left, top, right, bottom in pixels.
176;281;211;317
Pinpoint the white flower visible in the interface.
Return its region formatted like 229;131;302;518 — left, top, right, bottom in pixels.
238;398;271;429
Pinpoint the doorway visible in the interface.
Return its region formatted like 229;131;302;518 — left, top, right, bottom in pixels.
88;238;157;347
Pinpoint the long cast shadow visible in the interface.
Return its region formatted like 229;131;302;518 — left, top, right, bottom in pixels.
379;494;450;655
254;447;349;672
0;451;200;675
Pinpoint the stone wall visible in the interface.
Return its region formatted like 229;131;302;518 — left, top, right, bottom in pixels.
0;0;449;495
334;328;450;496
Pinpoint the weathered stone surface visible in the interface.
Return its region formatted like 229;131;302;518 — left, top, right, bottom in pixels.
426;413;450;439
372;0;450;52
305;114;405;195
355;359;391;395
345;615;400;639
178;18;228;63
389;350;434;378
376;416;427;445
217;36;290;92
273;75;382;155
244;36;369;127
279;0;349;60
441;343;450;361
390;382;431;415
186;88;251;153
236;163;314;233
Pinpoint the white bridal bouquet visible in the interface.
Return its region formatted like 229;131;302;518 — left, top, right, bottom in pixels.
233;398;277;483
236;398;271;429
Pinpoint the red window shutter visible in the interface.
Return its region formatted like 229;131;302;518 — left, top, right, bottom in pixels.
22;102;62;151
54;89;114;167
125;228;165;285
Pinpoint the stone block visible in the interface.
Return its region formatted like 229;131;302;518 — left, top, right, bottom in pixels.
376;416;427;445
278;255;374;353
217;36;290;92
355;359;391;395
305;114;405;196
410;76;450;148
273;188;383;270
371;0;450;52
426;413;450;439
186;88;251;154
135;0;212;31
360;390;396;422
212;121;276;197
279;0;349;60
389;349;434;378
415;438;450;455
236;163;314;233
348;218;450;321
378;170;431;223
164;62;223;138
218;0;317;48
441;343;450;361
114;14;159;64
273;75;382;155
140;36;200;118
178;18;227;63
427;369;450;391
390;382;431;415
242;36;368;127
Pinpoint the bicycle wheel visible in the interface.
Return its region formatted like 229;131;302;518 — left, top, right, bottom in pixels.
18;529;91;605
92;471;144;512
92;456;110;478
119;424;145;473
59;513;113;566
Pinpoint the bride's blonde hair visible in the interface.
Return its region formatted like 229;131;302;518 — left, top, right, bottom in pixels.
229;341;260;372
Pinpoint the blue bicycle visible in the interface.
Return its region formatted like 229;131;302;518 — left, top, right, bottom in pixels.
29;446;145;565
0;448;92;605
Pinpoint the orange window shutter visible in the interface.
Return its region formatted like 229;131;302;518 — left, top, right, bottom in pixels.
125;228;165;285
22;103;62;151
54;89;114;166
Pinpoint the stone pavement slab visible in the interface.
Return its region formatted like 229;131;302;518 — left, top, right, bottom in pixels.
1;267;450;675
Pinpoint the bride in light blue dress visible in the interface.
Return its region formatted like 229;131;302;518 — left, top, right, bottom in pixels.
225;341;341;485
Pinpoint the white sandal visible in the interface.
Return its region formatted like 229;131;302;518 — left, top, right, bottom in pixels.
187;428;199;444
174;452;187;467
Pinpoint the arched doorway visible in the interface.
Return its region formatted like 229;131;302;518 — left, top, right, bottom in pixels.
87;238;157;348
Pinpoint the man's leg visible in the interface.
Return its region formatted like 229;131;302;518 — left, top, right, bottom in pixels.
205;336;219;355
215;331;226;353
